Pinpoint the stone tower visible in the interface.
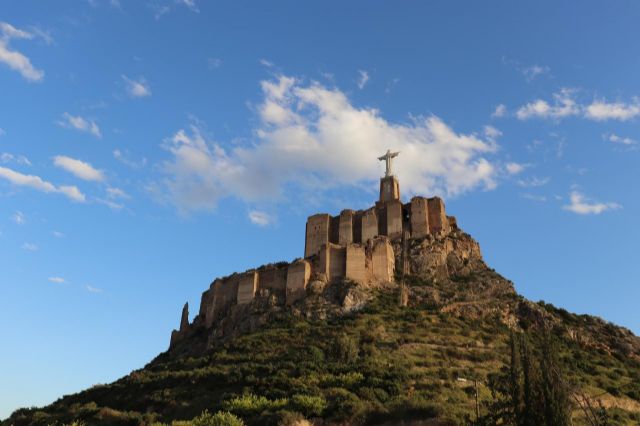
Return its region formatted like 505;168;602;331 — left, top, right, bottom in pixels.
379;175;400;203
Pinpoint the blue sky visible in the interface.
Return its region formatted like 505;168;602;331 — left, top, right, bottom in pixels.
1;0;640;419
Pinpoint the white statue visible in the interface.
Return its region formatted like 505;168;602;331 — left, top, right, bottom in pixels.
378;149;400;177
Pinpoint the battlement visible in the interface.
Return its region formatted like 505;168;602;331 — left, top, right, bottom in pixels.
169;236;397;347
303;195;455;259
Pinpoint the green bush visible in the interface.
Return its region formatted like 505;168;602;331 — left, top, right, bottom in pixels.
291;394;327;417
223;394;288;416
333;333;359;364
172;410;244;426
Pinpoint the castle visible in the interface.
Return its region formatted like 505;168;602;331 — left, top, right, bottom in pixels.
170;150;458;347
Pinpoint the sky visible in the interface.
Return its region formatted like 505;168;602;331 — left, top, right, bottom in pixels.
1;0;640;419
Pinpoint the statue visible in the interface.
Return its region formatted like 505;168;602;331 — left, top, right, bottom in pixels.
378;149;400;177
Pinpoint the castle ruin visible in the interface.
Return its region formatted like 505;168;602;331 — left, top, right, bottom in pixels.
170;150;458;348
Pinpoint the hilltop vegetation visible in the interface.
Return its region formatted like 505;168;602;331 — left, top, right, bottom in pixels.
5;277;640;425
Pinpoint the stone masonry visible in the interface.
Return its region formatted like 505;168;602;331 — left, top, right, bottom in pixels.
170;152;458;349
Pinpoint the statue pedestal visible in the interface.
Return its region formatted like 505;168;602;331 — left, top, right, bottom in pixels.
379;175;400;203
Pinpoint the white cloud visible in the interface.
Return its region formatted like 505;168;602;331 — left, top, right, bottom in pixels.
12;211;25;225
106;187;129;199
248;210;272;226
516;91;640;122
53;155;104;181
160;75;499;213
22;242;38;251
0;166;86;201
517;176;550;187
483;125;502;140
178;0;199;12
259;58;274;68
505;162;526;175
357;70;370;89
0;22;44;82
52;231;65;238
585;100;640;121
58;113;102;138
96;198;124;210
516;89;580;120
122;75;151;97
86;285;103;293
604;133;637;146
491;104;507;118
1;152;31;166
563;191;621;215
521;64;550;81
48;276;65;283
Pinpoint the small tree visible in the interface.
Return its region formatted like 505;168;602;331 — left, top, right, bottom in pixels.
479;329;574;426
172;410;244;426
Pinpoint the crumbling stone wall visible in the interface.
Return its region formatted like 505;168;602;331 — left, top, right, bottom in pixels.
410;197;429;239
427;197;450;234
338;210;354;245
386;200;403;240
303;196;452;260
305;214;330;258
361;208;378;244
345;244;366;283
237;271;258;305
371;237;395;282
257;265;287;295
286;260;310;305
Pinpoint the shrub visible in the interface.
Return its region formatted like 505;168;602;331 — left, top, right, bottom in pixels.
333;334;359;364
291;394;327;417
171;410;244;426
223;394;288;416
276;410;308;426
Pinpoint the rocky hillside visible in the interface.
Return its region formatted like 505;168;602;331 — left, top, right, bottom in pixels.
4;230;640;425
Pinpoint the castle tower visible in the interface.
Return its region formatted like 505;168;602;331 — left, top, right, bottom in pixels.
377;149;400;203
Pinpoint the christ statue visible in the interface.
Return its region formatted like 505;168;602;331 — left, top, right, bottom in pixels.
378;149;400;177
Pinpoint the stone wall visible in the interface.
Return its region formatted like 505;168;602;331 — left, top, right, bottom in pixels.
410;197;429;239
257;265;287;295
338;210;354;245
427;197;450;234
173;226;399;348
305;214;330;258
286;260;310;305
361;208;378;244
386;200;403;240
304;196;452;259
371;237;395;282
345;244;366;283
237;271;258;305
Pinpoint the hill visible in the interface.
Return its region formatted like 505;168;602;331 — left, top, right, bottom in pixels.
4;229;640;426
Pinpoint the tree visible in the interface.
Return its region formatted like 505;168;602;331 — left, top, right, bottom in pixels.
479;329;573;426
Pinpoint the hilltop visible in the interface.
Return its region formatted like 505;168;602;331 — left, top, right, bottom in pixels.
5;228;640;425
4;164;640;425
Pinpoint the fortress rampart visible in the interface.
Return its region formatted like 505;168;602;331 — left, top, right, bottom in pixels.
169;154;458;348
304;194;455;259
